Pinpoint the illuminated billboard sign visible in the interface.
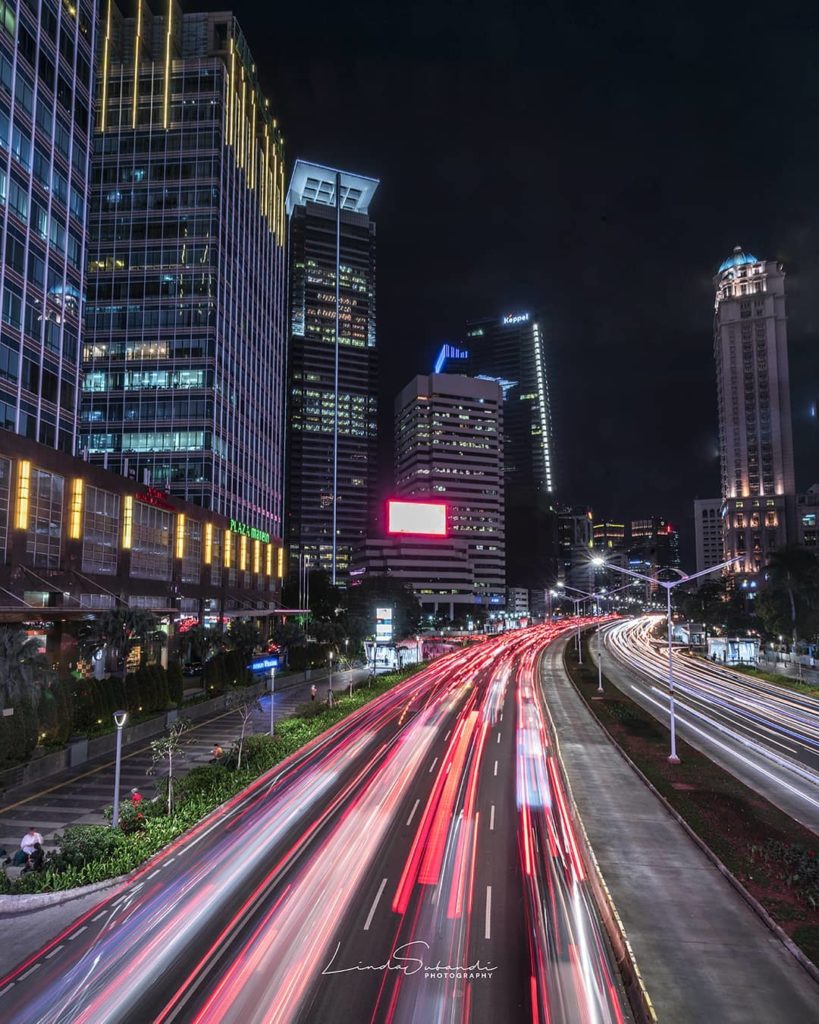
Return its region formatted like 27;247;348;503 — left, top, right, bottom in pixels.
387;499;447;537
376;606;394;643
502;312;530;325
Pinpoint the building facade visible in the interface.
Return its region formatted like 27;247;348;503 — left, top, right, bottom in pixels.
395;374;505;611
713;247;796;574
464;311;557;596
81;3;287;549
286;160;379;586
694;498;723;577
0;0;96;453
557;504;594;593
0;430;284;664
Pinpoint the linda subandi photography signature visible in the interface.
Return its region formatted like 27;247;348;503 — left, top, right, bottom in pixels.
322;940;498;980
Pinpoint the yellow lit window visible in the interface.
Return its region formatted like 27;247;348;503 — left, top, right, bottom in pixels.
266;543;273;576
69;478;84;539
15;460;31;530
224;529;232;568
253;539;261;574
277;545;285;579
176;514;185;559
122;495;133;549
239;534;248;571
204;522;213;564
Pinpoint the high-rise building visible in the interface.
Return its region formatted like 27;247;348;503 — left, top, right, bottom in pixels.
593;520;625;552
557;505;594;592
395;374;505;610
286;160;379;585
713;247;796;574
694;498;723;577
629;516;680;573
0;0;96;453
440;310;557;595
82;3;287;548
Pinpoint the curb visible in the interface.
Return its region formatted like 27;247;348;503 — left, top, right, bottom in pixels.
0;874;128;914
538;647;658;1024
562;641;819;991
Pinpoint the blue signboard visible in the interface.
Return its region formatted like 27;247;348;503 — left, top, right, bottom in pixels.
248;656;279;673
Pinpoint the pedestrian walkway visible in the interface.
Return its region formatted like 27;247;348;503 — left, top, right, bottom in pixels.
540;638;819;1024
0;666;367;862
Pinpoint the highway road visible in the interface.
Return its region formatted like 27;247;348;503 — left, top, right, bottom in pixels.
602;616;819;832
0;622;628;1024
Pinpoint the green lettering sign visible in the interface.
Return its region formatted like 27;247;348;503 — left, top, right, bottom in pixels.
229;518;270;544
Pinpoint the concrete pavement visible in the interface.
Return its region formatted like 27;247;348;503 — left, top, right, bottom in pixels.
540;636;819;1024
0;666;368;862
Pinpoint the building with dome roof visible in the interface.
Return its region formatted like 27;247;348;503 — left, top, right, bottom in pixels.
711;246;796;576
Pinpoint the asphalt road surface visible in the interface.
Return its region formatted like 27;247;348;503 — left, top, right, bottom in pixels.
0;621;627;1024
602;616;819;832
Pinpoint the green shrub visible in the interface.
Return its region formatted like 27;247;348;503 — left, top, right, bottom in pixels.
167;662;184;704
49;825;124;870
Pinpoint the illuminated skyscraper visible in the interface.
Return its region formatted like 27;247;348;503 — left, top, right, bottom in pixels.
82;3;287;547
0;0;96;452
286;161;379;584
713;247;796;573
441;311;557;595
395;374;506;610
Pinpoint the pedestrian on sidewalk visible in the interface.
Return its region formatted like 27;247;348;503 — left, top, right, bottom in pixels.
310;684;317;701
130;787;143;806
211;743;224;761
12;827;43;866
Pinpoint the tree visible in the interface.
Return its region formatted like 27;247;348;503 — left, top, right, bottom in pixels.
679;580;728;630
341;576;421;644
78;609;160;673
757;546;819;644
225;688;262;769
184;625;225;665
0;627;50;709
227;619;261;662
148;718;191;815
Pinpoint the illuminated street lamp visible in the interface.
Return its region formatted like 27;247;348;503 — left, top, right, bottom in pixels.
111;709;128;829
591;554;742;763
328;650;334;707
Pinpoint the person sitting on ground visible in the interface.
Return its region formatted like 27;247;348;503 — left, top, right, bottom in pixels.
310;684;317;701
13;827;43;866
22;842;45;873
211;743;224;761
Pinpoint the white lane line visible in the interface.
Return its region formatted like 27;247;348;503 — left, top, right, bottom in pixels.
444;730;451;741
0;982;15;995
497;733;501;744
91;911;106;922
19;964;41;980
45;945;65;960
493;760;498;776
489;804;496;831
429;756;438;773
147;869;161;879
67;926;87;941
500;712;504;722
406;798;421;827
485;886;492;940
364;877;388;931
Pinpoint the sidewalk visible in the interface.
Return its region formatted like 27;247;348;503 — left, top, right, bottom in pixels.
540;638;819;1024
0;666;367;862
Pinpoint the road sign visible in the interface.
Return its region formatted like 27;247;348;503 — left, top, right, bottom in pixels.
248;656;279;673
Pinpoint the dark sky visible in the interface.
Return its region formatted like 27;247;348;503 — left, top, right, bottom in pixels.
209;0;817;560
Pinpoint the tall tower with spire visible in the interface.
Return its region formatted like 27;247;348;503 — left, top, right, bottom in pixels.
713;246;796;575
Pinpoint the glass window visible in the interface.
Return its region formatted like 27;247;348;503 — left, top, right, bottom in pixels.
131;501;172;580
26;467;64;568
81;485;120;574
0;455;9;559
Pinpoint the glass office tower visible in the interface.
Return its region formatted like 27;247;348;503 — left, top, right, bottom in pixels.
82;2;287;544
0;0;96;453
286;160;379;584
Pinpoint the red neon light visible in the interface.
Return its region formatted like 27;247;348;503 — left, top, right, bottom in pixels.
387;499;447;537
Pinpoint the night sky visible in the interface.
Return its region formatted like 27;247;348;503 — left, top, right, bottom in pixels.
207;0;817;559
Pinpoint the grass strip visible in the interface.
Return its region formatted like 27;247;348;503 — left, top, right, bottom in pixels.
564;639;819;968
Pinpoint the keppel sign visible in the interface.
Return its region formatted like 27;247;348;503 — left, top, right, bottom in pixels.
502;312;530;325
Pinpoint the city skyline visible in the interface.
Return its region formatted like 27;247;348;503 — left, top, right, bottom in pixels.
198;0;818;562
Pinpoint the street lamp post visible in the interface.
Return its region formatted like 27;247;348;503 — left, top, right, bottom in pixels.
559;580;634;679
328;650;334;706
269;666;276;735
592;554;742;763
111;709;128;829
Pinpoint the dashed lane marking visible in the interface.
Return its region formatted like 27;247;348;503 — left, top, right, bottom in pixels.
364;878;388;931
406;798;421;827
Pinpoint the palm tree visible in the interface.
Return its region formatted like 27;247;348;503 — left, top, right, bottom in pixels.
0;627;48;706
78;608;160;673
